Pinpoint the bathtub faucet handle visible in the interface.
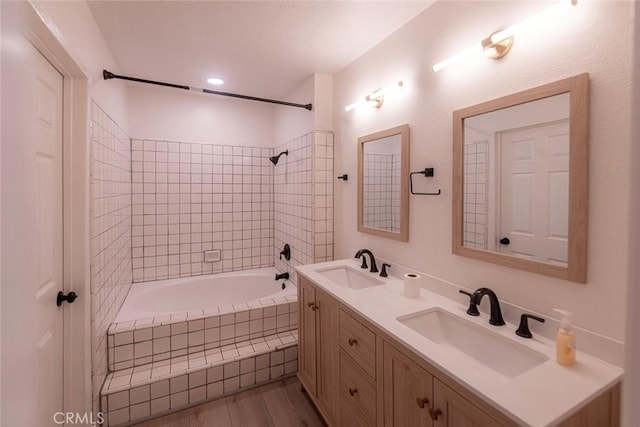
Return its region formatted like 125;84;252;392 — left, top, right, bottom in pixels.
275;272;289;281
279;244;291;261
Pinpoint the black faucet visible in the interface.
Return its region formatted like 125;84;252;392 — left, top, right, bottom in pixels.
469;288;505;326
275;272;289;281
279;244;291;261
355;249;378;273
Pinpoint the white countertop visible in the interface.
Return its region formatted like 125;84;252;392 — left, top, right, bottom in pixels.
295;259;623;427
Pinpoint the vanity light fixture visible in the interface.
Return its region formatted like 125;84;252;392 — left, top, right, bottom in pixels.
207;77;224;85
344;80;404;112
432;0;577;72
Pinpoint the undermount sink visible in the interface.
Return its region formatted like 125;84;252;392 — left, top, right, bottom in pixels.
316;265;384;290
397;308;549;378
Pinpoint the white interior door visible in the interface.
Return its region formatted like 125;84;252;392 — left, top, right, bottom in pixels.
498;120;569;265
2;40;65;424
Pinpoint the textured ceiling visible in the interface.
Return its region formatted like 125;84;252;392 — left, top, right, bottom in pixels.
88;1;433;100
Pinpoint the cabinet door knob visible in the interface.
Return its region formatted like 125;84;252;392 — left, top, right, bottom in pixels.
429;408;442;421
307;302;317;311
348;388;358;396
348;338;358;346
416;397;429;409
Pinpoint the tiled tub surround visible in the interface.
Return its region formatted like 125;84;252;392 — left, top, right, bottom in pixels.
101;331;298;426
274;131;334;282
130;140;274;283
107;294;298;371
90;102;133;413
102;295;298;426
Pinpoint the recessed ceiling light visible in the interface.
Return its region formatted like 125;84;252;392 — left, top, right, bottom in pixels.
207;77;224;85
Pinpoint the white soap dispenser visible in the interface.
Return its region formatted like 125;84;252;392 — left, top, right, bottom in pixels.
554;309;576;366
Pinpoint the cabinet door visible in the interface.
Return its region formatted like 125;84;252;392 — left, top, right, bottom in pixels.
298;278;317;392
432;379;501;427
383;342;433;427
316;289;339;423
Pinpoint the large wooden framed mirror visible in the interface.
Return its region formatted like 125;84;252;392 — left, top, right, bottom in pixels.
452;74;589;282
358;124;410;241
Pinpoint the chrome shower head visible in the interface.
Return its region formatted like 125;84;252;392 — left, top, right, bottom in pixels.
269;150;288;165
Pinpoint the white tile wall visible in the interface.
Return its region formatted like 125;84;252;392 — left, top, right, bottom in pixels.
90;101;133;412
130;140;273;282
107;298;298;370
312;132;334;264
463;140;489;249
101;334;298;426
274;131;334;281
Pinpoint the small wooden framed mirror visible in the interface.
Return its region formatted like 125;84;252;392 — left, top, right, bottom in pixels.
358;124;410;242
452;74;589;282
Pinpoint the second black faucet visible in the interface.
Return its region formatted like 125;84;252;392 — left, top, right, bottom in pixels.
355;249;378;273
460;287;505;326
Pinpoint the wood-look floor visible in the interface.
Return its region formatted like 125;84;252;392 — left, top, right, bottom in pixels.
131;377;327;427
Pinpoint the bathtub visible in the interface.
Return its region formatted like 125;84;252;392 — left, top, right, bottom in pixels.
115;267;296;323
103;267;300;422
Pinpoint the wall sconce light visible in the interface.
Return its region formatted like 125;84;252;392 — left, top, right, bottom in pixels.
432;0;577;72
345;81;404;112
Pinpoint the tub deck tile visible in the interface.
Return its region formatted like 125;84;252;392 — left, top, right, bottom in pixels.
109;293;296;336
135;318;154;328
202;307;220;316
102;332;298;397
187;309;204;318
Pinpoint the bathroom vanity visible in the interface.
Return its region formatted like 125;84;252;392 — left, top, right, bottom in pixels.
295;260;621;427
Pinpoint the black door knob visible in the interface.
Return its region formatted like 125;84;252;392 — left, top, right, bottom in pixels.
500;237;510;245
57;291;77;307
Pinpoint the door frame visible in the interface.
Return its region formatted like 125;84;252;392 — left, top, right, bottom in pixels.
21;1;92;417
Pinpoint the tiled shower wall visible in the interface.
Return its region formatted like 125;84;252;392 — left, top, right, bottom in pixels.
274;131;334;282
311;132;334;264
90;102;133;411
130;140;274;282
463;140;489;249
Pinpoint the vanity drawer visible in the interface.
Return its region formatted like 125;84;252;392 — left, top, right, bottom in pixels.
339;309;376;379
340;350;376;426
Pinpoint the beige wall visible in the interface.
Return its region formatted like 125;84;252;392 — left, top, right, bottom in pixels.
333;1;632;341
274;73;334;144
127;85;276;146
623;2;639;424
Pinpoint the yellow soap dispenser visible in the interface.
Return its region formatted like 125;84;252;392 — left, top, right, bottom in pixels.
554;309;576;366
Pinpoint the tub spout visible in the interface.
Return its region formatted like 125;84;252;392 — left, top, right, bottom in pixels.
275;272;289;281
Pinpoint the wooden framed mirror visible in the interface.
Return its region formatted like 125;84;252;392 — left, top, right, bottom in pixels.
452;74;589;282
358;124;410;241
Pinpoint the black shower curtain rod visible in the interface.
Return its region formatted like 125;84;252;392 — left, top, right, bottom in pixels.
102;70;313;111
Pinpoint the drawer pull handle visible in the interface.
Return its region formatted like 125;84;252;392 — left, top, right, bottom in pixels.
416;397;429;409
349;388;358;397
429;408;442;421
348;338;358;346
307;302;318;311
